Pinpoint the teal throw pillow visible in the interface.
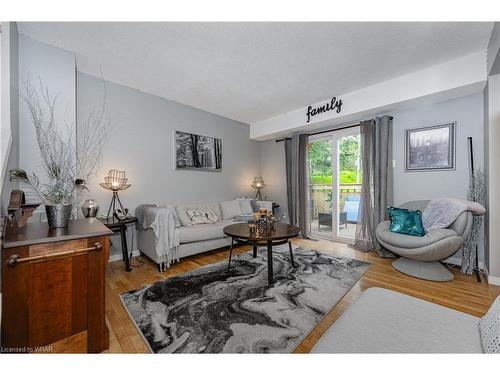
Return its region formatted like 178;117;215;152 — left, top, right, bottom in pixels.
387;207;426;237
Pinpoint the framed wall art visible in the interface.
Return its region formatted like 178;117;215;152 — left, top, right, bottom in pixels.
175;130;222;171
405;122;456;172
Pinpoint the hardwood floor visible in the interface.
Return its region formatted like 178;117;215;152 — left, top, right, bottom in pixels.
104;238;500;353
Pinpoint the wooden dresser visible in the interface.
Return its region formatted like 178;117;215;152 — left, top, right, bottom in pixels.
1;218;112;353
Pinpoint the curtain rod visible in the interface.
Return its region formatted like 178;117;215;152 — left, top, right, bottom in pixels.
274;116;394;143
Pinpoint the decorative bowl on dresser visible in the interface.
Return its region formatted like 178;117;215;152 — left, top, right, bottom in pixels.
1;218;112;353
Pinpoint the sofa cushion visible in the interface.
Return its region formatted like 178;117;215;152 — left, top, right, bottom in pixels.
237;198;254;215
250;199;259;213
175;206;192;227
178;220;232;243
377;221;457;248
479;295;500;353
234;214;255;222
220;200;242;219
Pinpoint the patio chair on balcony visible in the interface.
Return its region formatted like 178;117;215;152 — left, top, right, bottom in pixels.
318;211;348;230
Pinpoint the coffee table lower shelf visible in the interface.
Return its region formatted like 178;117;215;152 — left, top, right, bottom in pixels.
227;238;295;285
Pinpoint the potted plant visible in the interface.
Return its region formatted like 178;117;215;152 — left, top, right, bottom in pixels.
11;76;108;229
10;169;86;228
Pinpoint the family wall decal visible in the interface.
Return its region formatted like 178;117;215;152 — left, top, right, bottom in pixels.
306;97;343;123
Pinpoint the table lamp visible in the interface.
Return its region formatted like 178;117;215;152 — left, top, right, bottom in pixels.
251;176;266;200
99;169;131;219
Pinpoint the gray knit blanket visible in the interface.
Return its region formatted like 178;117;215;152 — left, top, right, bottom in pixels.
135;204;180;267
422;197;485;232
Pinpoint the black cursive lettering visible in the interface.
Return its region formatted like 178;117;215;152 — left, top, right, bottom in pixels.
306;97;343;123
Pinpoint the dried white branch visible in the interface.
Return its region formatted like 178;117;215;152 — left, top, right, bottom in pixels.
15;74;108;205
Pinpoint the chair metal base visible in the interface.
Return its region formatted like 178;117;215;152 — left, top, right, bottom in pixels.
392;257;454;282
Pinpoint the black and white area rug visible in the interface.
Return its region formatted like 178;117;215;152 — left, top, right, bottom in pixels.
120;245;370;353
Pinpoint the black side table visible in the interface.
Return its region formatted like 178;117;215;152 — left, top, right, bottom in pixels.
98;216;137;272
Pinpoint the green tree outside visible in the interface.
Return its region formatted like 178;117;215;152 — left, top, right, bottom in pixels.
308;135;361;184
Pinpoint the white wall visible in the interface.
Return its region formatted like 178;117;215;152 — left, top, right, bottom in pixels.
259;140;288;222
0;22;19;213
77;73;261;256
484;74;500;281
391;93;484;205
488;22;500;74
77;72;260;210
483;82;490;272
18;35;76;204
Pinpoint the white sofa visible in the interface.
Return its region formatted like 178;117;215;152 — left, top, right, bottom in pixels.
312;287;487;353
136;199;273;271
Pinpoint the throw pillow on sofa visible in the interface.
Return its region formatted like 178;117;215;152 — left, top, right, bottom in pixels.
387;206;426;237
220;200;242;219
237;198;254;215
186;209;218;224
175;206;193;227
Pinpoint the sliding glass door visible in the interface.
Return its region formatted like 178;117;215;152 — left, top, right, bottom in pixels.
308;127;361;242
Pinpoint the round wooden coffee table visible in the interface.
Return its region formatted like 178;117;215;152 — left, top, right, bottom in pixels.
223;222;301;284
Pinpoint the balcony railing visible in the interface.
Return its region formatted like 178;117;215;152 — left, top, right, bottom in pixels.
310;183;361;220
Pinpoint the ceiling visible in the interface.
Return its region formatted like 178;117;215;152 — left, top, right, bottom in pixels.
18;22;494;124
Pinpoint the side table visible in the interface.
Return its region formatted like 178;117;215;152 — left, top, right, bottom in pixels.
98;216;137;272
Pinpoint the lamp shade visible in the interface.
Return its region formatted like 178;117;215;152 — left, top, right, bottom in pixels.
99;169;131;191
251;176;266;189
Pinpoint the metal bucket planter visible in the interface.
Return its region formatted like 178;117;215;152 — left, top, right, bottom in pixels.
45;204;72;229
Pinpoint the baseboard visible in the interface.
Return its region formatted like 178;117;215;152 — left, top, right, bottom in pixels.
109;250;141;263
444;256;485;271
443;257;500;284
488;275;500;286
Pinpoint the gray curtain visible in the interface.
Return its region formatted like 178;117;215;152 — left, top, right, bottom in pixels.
353;116;393;252
285;134;310;238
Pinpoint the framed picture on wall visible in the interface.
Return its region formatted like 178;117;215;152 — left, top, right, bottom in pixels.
174;130;223;171
405;122;456;172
